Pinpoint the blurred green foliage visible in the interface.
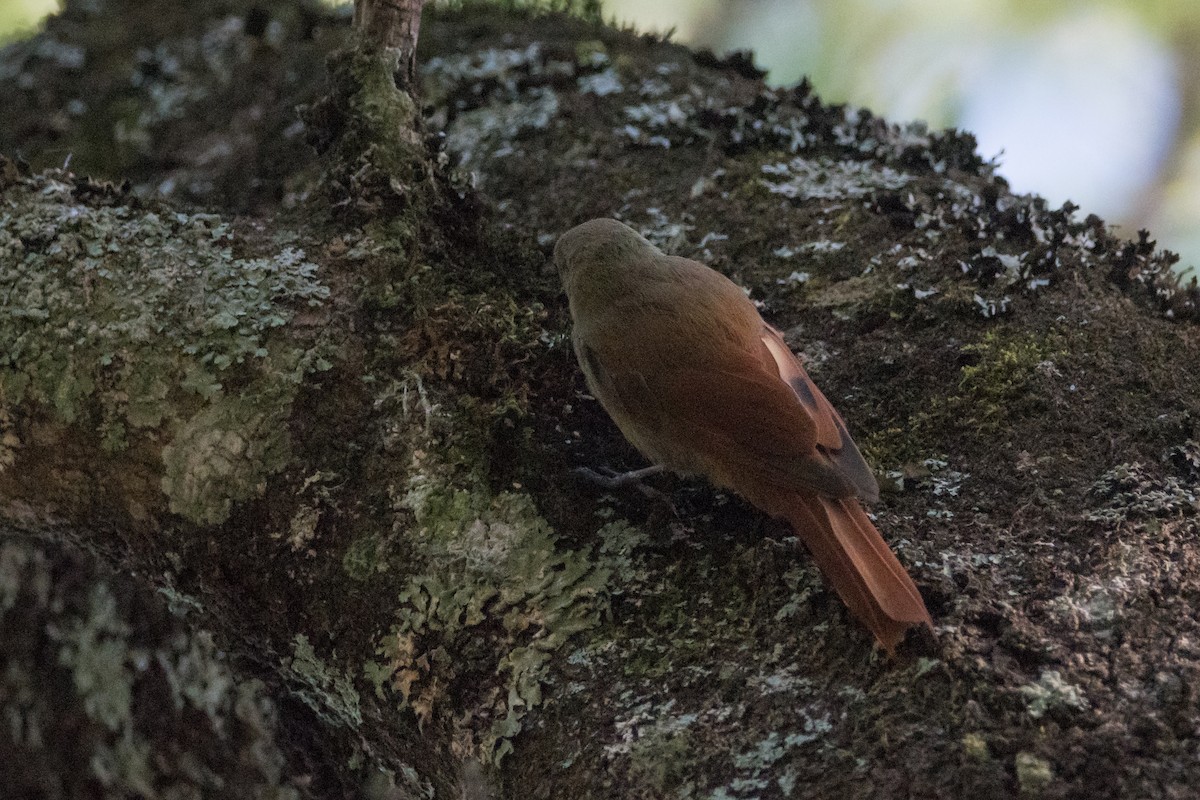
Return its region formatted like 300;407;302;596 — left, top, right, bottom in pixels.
0;0;57;42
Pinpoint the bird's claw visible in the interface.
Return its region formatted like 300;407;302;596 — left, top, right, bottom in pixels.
572;464;670;501
571;466;629;488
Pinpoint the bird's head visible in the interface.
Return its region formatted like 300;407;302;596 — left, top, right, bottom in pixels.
553;218;660;286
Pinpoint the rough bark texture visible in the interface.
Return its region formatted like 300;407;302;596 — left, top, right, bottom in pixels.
3;1;1200;798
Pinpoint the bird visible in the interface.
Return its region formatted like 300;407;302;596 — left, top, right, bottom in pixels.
554;218;933;653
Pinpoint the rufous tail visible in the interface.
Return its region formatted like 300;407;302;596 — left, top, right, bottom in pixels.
786;496;932;653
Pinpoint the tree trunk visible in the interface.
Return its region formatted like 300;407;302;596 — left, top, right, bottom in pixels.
2;2;1199;798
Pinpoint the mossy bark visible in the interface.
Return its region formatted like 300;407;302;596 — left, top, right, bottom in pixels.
3;2;1200;799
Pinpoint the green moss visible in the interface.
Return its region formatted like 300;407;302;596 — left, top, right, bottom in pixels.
962;732;991;761
858;425;919;472
1015;752;1054;796
317;44;427;223
627;728;694;794
862;329;1062;467
954;330;1060;429
574;39;609;65
0;173;333;524
343;531;389;581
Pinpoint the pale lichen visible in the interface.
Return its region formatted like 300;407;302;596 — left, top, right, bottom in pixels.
0;170;332;523
1019;670;1089;719
373;450;612;763
1;535;303;797
760;155;913;201
1087;460;1198;523
421;42;568;176
49;582;134;733
286;633;363;729
160;392;295;524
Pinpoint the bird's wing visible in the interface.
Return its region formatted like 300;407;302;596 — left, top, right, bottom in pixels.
594;334;868;500
760;326;880;502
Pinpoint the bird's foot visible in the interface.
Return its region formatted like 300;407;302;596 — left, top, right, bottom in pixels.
572;464;668;500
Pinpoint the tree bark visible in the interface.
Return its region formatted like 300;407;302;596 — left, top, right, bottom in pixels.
354;0;425;85
2;2;1200;799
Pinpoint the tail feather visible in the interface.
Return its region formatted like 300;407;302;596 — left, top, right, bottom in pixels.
786;496;932;653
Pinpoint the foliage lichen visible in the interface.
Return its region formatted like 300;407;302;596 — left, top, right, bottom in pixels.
0;168;332;524
374;458;611;764
286;633;364;729
1;534;303;797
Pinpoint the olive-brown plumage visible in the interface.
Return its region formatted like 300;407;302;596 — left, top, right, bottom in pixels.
555;218;932;652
